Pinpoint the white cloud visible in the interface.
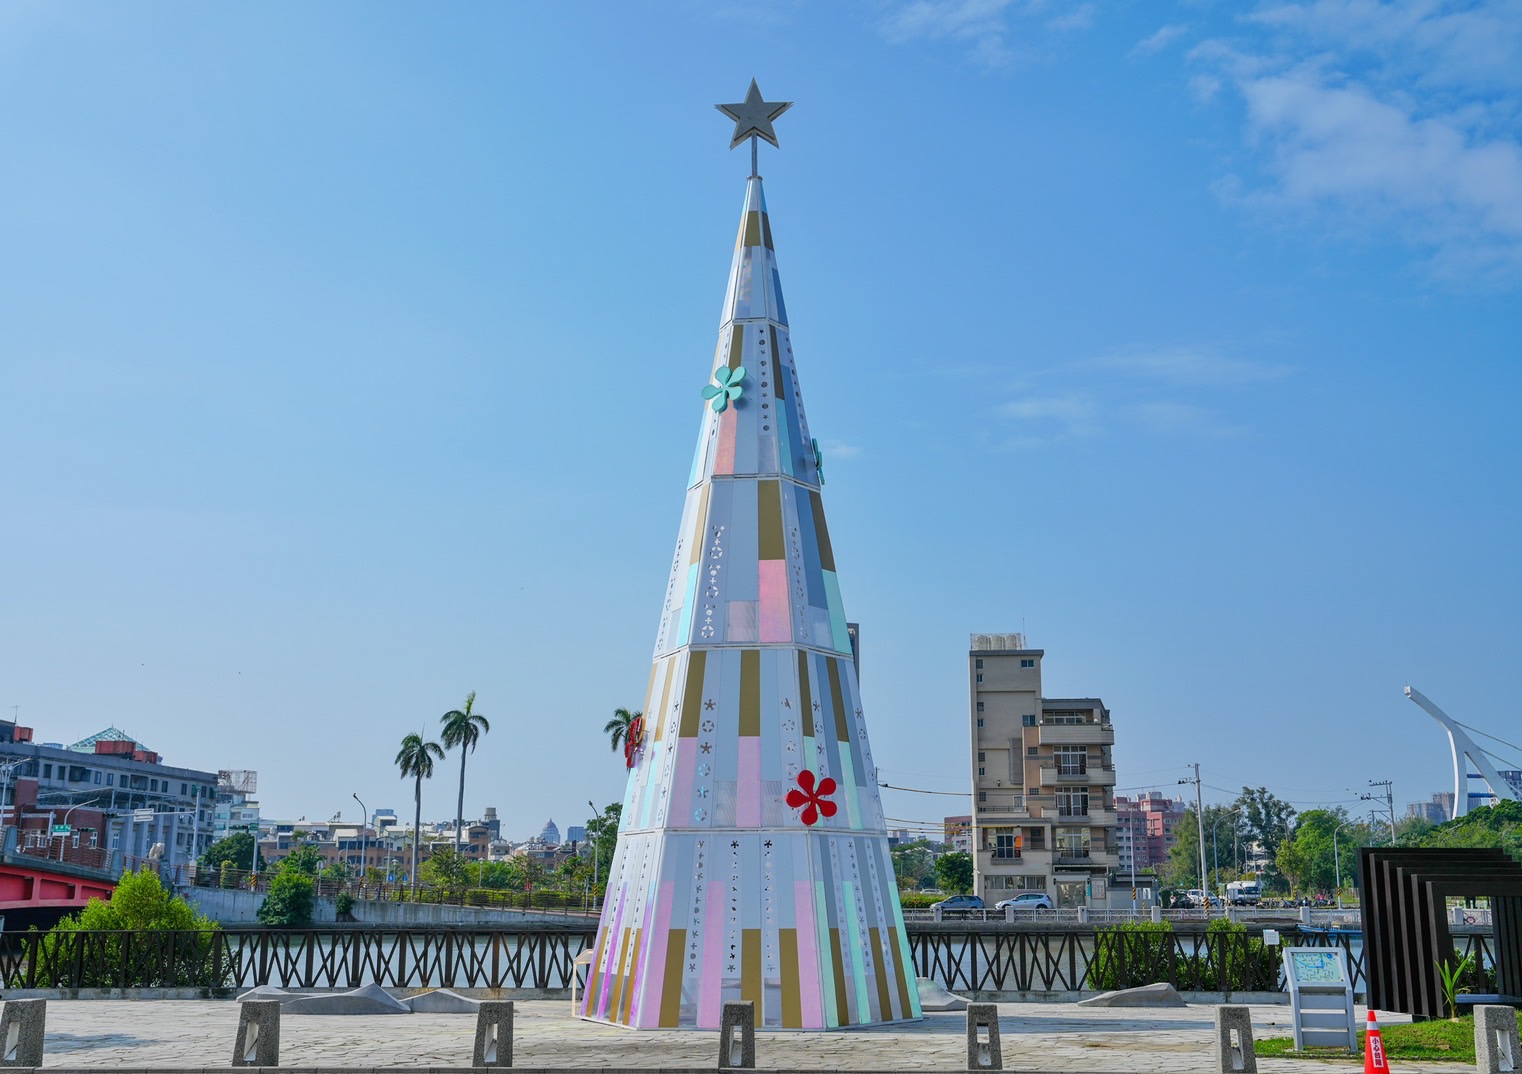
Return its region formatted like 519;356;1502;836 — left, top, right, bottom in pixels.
821;439;864;459
1192;1;1522;281
1131;23;1189;57
997;393;1100;438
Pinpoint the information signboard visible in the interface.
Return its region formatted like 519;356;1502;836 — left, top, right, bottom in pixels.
1282;947;1356;1051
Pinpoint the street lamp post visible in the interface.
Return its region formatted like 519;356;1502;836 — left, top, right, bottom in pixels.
353;793;369;892
1332;819;1357;909
587;800;600;907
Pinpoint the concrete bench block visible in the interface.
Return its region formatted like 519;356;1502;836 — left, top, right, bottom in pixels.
473;1001;514;1068
1476;1005;1520;1074
1214;1005;1257;1073
232;1000;280;1067
966;1002;1002;1070
0;998;45;1067
719;1000;755;1069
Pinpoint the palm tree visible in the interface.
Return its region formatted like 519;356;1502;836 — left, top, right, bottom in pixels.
395;731;444;894
440;691;491;853
604;707;642;755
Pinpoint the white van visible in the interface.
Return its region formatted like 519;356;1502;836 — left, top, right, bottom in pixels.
1226;880;1261;906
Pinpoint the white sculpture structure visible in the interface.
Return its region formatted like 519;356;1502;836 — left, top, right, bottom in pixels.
1405;686;1520;819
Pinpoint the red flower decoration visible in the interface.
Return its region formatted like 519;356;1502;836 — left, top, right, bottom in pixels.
624;715;646;770
786;769;838;826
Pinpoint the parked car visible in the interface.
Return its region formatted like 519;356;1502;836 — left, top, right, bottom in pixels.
994;891;1054;910
930;894;984;912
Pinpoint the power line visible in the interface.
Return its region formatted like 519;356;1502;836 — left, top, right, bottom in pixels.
877;781;969;798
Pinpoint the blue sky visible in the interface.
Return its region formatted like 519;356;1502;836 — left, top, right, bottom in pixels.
3;2;1518;840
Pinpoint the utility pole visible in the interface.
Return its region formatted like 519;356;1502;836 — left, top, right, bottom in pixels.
1180;764;1207;895
1361;780;1397;845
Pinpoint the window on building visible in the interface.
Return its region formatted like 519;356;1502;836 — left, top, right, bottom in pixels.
1020;658;1035;668
1055;746;1087;776
975;659;983;669
93;771;102;784
181;783;187;795
1055;827;1091;860
976;673;983;683
1022;714;1036;726
978;767;986;776
1025;827;1045;849
977;752;985;762
106;773;115;786
1056;786;1089;818
990;828;1019;859
1027;746;1038;756
977;718;984;728
150;779;159;792
1014;875;1045;891
978;792;986;803
42;764;51;779
976;701;985;713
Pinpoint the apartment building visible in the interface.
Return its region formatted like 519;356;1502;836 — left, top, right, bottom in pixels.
1114;791;1187;873
969;634;1117;908
0;720;217;872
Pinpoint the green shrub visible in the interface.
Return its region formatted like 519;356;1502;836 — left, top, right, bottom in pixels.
334;892;354;917
1086;921;1175;991
33;867;223;988
258;870;315;926
219;860;238;889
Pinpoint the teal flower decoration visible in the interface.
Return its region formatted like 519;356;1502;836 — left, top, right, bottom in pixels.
812;438;825;485
703;365;746;413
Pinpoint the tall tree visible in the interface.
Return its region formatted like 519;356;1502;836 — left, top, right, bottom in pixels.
1234;786;1297;886
935;850;974;895
1275;808;1370;896
1162;804;1245;890
395;731;445;894
440;691;491;852
585;801;623;886
603;707;642;755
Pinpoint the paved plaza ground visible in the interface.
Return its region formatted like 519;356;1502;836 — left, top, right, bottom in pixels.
26;998;1478;1072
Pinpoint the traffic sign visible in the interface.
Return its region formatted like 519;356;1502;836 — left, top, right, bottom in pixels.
133;809;156;822
52;825;71;835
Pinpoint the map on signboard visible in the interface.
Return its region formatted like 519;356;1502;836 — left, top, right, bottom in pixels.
1290;951;1344;984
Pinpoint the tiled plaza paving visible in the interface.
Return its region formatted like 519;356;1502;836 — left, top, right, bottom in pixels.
26;998;1479;1073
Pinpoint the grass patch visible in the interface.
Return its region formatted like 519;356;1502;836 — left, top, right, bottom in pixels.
1256;1016;1475;1063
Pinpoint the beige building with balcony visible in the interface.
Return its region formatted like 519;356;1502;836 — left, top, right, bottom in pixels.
969;633;1118;908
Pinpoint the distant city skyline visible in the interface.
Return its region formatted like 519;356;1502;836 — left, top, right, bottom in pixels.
3;4;1518;837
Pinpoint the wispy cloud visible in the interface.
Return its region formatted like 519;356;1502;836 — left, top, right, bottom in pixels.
997;393;1100;438
1192;2;1522;282
1124;401;1242;437
1090;345;1294;386
1131;23;1189;57
880;0;1097;69
821;439;864;459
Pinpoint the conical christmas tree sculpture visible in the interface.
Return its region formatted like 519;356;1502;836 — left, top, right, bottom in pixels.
582;82;921;1031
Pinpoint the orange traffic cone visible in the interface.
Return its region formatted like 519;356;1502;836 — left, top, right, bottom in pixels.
1364;1010;1390;1074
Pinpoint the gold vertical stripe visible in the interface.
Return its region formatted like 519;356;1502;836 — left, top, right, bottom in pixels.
729;324;744;371
779;928;801;1028
586;926;612;1014
652;661;674;744
679;651;708;738
758;480;785;560
739;650;760;736
769;326;786;399
830;928;849;1026
869;927;893;1021
742;929;762;1013
689;482;711;551
659;929;687;1028
889;927;913;1019
608;928;631;1023
797;652;814;738
809;491;835;570
828;659;849;742
619;930;642;1025
744;211;762;248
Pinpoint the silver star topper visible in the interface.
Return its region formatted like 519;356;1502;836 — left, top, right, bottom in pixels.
716;79;792;150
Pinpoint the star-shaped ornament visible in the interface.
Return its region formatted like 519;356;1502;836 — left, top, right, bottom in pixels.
716;80;793;149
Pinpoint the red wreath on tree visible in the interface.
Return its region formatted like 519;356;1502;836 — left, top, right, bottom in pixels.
786;769;837;826
623;714;646;770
